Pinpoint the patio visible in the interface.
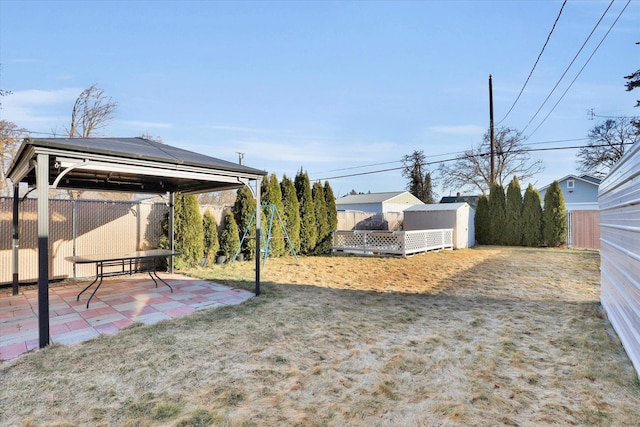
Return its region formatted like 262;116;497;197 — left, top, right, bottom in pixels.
0;274;254;361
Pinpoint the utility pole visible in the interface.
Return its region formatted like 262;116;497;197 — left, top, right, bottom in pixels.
489;75;495;186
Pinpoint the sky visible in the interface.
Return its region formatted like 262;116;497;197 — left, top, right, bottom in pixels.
1;0;638;198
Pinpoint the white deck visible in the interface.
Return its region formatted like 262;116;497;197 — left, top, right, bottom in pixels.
332;229;453;257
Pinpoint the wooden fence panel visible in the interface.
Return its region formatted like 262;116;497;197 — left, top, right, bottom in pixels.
568;210;600;250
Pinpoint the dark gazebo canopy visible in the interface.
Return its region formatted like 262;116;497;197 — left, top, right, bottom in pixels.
9;137;266;194
7;137;267;349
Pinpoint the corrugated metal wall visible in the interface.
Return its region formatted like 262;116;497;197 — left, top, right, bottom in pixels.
599;142;640;376
0;198;168;284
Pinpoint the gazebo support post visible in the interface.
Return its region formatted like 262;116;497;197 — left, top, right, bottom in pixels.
169;192;175;274
12;185;19;295
255;178;262;296
36;153;50;348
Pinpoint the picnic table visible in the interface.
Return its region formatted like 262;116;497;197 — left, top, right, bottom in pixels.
65;249;180;308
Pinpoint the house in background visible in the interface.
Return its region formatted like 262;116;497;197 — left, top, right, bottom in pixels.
538;174;601;211
335;191;424;214
439;192;480;210
538;174;601;250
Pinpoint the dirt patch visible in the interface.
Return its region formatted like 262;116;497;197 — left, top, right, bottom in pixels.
1;246;639;426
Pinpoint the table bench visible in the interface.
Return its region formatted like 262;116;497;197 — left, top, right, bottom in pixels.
65;249;180;308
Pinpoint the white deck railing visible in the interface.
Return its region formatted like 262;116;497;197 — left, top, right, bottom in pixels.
332;229;453;257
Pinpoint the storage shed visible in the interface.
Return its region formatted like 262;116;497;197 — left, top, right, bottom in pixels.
599;141;640;376
403;202;475;249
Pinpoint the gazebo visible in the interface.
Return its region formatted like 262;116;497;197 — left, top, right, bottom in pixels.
7;137;267;349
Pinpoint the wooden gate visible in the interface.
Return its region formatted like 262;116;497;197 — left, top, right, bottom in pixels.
568;210;600;250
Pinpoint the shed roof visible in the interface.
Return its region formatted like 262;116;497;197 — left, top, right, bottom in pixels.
404;202;470;212
335;191;416;205
8;137;267;194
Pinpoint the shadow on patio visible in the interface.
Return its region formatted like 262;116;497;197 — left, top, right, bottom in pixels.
0;274;254;361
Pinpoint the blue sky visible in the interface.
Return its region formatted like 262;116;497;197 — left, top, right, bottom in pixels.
1;0;638;198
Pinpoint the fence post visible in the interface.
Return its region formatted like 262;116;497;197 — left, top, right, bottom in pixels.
72;199;78;278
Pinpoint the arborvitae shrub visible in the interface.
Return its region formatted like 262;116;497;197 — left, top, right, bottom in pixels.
219;209;240;260
172;193;204;268
202;210;219;266
233;187;257;260
295;168;317;254
488;183;506;245
475;195;490;245
542;181;567;247
281;175;301;255
521;184;543;247
505;177;523;246
324;181;338;241
261;174;286;257
312;181;330;254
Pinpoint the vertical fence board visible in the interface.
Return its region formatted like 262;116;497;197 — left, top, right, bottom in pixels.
568;210;600;250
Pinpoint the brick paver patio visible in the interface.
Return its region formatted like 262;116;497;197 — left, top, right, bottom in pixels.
0;274;253;361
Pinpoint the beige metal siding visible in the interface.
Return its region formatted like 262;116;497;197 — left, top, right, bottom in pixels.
599;142;640;376
0;198;168;284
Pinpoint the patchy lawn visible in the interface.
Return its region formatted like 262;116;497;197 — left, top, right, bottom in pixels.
1;246;639;426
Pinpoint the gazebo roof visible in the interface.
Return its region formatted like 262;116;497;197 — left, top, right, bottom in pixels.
8;137;267;194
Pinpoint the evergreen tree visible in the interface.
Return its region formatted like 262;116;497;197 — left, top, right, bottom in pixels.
324;181;338;236
488;183;506;245
475;195;490;245
542;181;567;247
202;209;219;265
295;168;317;254
423;172;435;204
174;193;204;268
504;177;523;246
261;174;285;257
281;174;301;255
233;186;257;259
312;181;330;254
521;184;543;247
219;209;240;260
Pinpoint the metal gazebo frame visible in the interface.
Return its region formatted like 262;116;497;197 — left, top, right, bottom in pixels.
7;137;267;349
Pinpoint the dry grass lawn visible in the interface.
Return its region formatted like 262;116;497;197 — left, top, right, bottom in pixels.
1;246;640;426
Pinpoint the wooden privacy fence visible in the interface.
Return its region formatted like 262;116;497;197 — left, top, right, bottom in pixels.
567;210;600;250
332;229;453;257
337;211;403;231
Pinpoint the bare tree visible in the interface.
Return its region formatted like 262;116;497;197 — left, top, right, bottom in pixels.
0;120;22;196
63;85;118;199
577;118;639;178
67;84;117;138
139;133;163;143
438;127;544;196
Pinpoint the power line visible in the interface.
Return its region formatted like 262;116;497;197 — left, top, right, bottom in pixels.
527;0;632;138
497;0;567;125
521;0;616;135
311;140;624;182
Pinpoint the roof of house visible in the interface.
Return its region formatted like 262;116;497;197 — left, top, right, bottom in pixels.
439;195;479;206
405;202;470;212
538;174;601;192
335;191;415;205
